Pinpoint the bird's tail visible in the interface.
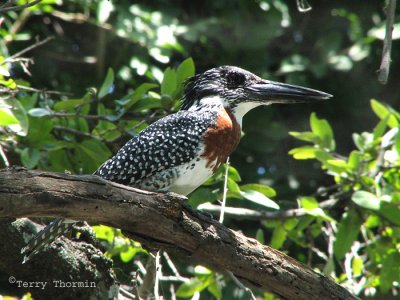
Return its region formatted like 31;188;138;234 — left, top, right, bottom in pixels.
21;218;76;264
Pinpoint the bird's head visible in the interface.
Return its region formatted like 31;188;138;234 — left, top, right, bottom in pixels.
181;66;332;120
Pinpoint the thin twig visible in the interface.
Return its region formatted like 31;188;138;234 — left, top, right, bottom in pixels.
3;36;54;63
228;271;256;300
138;253;157;299
219;157;229;223
163;251;181;278
154;250;162;300
377;0;397;84
52;126;104;142
0;144;10;167
159;276;190;282
0;0;42;13
119;286;136;300
199;198;340;221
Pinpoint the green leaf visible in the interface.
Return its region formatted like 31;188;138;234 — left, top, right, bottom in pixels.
370;99;398;128
240;190;280;210
228;165;241;182
351;190;380;210
194;265;212;276
120;83;158;109
310;112;335;150
28;108;51;117
5;97;29;136
289;131;320;144
188;187;217;207
300;196;319;210
20;148;40;169
379;203;400;226
78;138;112;172
347;151;362;172
395;128;400;155
352;256;363;277
380;250;400;293
256;228;265;244
207;277;222;300
289;146;319;159
306;208;335;222
270;224;286;249
240;183;276;197
176;58;195;87
120;246;137;263
334;208;362;260
176;278;206;297
92;225;115;243
324;159;349;174
161;67;177;96
227;178;241;193
98;68;114;98
54;99;84;111
373;115;389;140
0;107;19;126
0;78;17;89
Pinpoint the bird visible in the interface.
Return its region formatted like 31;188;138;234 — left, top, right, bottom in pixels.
21;65;332;263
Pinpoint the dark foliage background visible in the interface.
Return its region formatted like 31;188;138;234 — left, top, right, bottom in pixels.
1;0;399;299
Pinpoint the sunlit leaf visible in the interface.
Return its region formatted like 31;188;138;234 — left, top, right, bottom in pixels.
370;99;398;128
176;278;206;297
289;131;320;144
351;190;380;210
194;265;212;275
240;183;276;197
0;108;19;126
310;112;335;150
352;256;363;277
120;246;136;263
98;68;114;98
227;178;241;193
28;108;51;117
300;196;318;210
240;190;279;210
347;150;362;172
207;276;222;300
228;165;241;182
289;146;319;159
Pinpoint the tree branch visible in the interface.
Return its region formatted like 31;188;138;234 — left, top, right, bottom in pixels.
377;0;397;84
0;0;42;13
0;167;359;300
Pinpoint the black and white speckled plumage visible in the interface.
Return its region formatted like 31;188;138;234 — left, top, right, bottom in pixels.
95;110;218;191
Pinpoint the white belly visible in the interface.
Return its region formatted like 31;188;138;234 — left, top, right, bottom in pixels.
168;157;216;195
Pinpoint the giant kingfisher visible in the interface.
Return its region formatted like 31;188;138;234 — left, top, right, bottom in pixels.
21;65;332;262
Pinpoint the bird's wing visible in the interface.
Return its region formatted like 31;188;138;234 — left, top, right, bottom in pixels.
94;110;216;185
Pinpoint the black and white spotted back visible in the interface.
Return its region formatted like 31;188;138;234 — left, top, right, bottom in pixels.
95;110;217;191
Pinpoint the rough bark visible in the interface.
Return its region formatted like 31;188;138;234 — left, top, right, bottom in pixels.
0;167;359;300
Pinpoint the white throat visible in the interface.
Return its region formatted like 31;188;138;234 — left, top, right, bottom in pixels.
188;95;263;127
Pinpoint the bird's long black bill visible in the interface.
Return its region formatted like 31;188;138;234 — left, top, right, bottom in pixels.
247;80;332;104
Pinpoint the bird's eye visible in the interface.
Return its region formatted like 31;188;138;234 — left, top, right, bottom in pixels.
226;72;246;89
